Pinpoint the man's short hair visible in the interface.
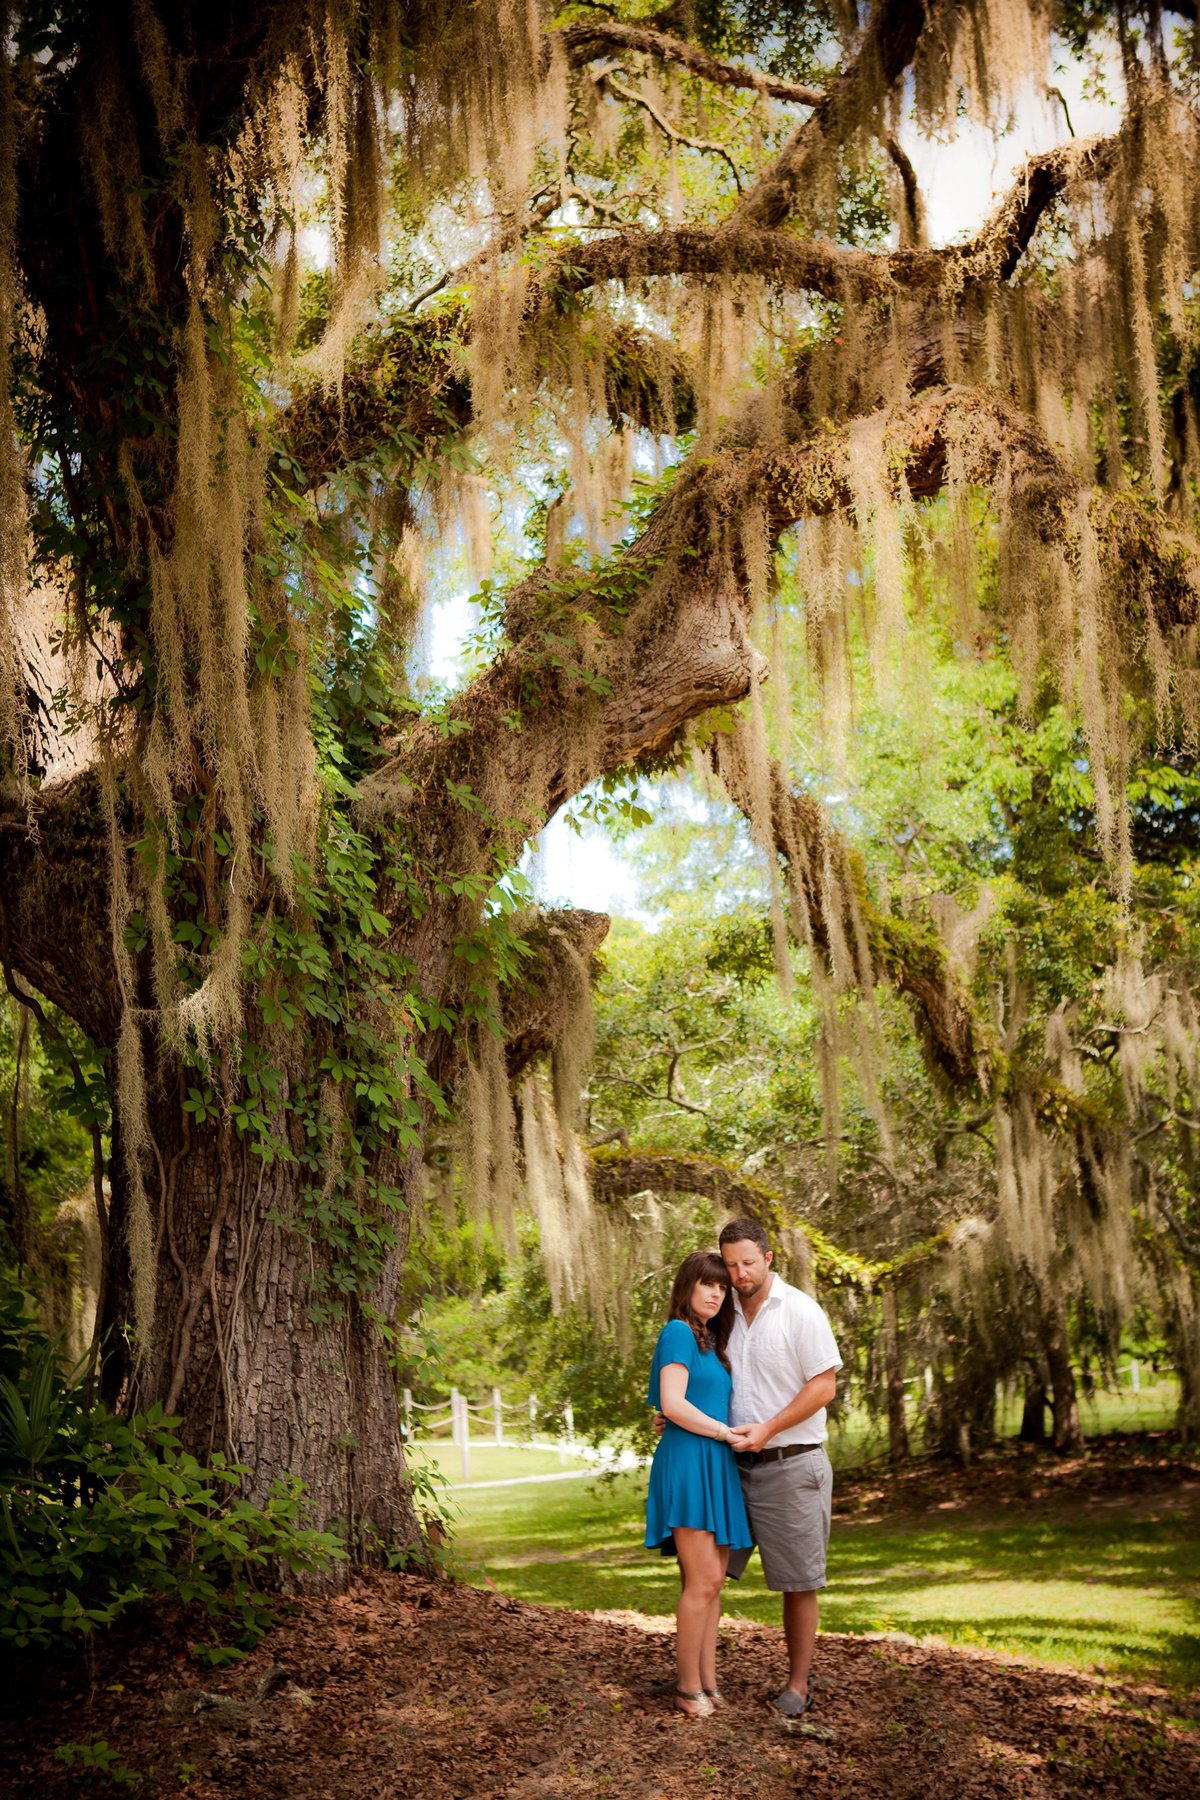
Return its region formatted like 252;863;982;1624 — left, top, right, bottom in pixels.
718;1216;771;1254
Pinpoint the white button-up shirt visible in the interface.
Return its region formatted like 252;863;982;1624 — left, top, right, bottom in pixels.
728;1273;842;1446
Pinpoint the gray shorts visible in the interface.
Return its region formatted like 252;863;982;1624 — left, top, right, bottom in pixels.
726;1448;832;1591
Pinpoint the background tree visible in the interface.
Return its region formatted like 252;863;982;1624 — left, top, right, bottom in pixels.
1;0;1199;1565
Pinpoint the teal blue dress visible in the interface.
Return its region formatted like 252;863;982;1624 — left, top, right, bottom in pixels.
644;1319;753;1555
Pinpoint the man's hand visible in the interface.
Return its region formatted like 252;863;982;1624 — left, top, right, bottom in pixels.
652;1411;666;1437
730;1420;774;1454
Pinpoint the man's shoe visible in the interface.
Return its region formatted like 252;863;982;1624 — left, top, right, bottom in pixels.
772;1687;813;1718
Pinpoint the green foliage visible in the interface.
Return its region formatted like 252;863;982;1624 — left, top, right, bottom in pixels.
0;1003;97;1261
54;1740;143;1792
0;1314;342;1655
589;903;826;1163
401;1457;459;1555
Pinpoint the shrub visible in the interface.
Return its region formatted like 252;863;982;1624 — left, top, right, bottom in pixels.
0;1295;342;1655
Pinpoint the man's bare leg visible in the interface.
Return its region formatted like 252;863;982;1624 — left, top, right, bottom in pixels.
781;1589;819;1698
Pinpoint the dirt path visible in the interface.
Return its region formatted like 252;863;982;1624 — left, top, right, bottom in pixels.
3;1570;1198;1799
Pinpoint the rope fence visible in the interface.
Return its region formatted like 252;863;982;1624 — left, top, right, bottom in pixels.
405;1360;1162;1484
402;1386;576;1484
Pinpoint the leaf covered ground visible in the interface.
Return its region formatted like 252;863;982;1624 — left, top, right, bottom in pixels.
3;1567;1199;1799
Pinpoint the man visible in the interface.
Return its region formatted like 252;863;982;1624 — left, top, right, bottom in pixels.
720;1217;841;1719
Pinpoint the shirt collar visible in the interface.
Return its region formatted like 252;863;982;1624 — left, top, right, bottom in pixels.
732;1271;783;1317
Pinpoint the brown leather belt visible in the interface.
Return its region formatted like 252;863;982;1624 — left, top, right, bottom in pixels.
734;1443;821;1466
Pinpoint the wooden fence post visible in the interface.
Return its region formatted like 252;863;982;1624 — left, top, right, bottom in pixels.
451;1388;471;1484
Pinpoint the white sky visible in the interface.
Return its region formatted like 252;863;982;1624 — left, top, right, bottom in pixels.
427;46;1125;920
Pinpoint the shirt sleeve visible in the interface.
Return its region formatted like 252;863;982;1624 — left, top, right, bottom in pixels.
647;1319;697;1408
793;1298;842;1380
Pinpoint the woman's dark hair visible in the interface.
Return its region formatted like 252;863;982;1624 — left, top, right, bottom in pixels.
666;1250;734;1368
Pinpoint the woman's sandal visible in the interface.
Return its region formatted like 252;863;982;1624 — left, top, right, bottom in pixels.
702;1688;726;1708
674;1688;715;1718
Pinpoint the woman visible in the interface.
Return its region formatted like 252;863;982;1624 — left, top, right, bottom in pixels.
645;1250;752;1718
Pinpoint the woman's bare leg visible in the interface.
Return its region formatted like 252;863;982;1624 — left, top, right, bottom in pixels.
699;1552;728;1692
673;1528;726;1705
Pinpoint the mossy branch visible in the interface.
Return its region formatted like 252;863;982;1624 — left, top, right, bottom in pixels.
557;18;824;107
586;1144;954;1292
724;0;929;233
283;308;694;484
502;908;610;1081
540;133;1120;310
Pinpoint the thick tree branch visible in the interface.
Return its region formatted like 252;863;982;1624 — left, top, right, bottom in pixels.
355;459;770;849
588;1144;789;1220
970;134;1119;281
725;0;933;233
542;133;1119;308
558;18;824;106
586;1145;957;1291
588;1145;965;1291
358;377;1200;902
285;306;695;481
751;382;1200;634
503;908;611;1080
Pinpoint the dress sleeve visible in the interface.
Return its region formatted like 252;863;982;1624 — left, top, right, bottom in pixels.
646;1319;697;1408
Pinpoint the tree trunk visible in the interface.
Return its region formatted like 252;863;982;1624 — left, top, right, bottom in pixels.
929;1321;996;1462
1166;1269;1200;1442
1019;1367;1048;1445
101;1094;425;1566
1040;1300;1084;1455
881;1285;911;1464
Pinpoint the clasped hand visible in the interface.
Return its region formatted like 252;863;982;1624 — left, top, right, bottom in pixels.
652;1413;765;1451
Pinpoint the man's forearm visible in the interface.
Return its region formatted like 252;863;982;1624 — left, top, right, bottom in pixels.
762;1370;838;1439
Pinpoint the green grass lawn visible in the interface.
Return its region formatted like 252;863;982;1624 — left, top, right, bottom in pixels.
445;1466;1200;1696
827;1377;1182;1470
406;1442;594;1484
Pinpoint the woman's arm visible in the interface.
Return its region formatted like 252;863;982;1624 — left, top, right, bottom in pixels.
658;1362;736;1442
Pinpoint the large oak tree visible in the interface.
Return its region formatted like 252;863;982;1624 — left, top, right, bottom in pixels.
1;0;1199;1553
